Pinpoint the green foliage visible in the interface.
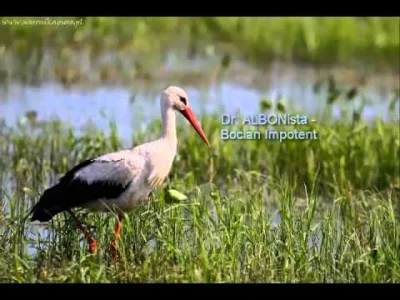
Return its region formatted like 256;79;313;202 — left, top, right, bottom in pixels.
0;17;398;77
0;16;398;282
0;106;399;282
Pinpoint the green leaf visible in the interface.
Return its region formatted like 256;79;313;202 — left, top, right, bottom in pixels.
166;189;188;203
260;99;272;111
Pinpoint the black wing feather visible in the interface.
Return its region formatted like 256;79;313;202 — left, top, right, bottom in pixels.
30;157;133;222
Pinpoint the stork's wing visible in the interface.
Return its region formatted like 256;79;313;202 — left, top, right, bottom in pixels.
30;151;143;222
58;156;137;208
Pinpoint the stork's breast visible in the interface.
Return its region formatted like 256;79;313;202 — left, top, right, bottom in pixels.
119;180;152;210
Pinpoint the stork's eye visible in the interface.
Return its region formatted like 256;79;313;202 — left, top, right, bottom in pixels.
179;96;187;105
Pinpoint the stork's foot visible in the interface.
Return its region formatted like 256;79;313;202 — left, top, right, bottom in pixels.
68;209;98;255
110;240;119;260
110;214;123;261
89;239;98;254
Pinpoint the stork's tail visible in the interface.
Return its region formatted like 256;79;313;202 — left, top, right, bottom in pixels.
30;184;66;222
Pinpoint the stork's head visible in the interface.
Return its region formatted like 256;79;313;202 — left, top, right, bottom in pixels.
163;86;190;111
162;86;210;147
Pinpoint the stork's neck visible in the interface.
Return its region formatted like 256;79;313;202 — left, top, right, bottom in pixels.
160;104;177;144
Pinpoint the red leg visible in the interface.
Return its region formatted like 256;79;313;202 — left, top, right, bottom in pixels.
68;210;97;254
111;214;123;260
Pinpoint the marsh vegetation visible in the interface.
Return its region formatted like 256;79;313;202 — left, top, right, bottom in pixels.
0;17;399;282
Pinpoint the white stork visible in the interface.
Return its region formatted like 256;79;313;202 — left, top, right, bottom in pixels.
29;86;211;258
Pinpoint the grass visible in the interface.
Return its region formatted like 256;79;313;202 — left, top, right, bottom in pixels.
0;16;399;282
0;98;399;282
0;17;399;85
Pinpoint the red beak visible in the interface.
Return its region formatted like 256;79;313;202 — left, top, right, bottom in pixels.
180;107;211;147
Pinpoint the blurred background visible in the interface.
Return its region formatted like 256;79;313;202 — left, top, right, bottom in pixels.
0;17;399;141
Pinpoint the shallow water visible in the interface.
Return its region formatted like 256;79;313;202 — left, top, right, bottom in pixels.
0;60;398;142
